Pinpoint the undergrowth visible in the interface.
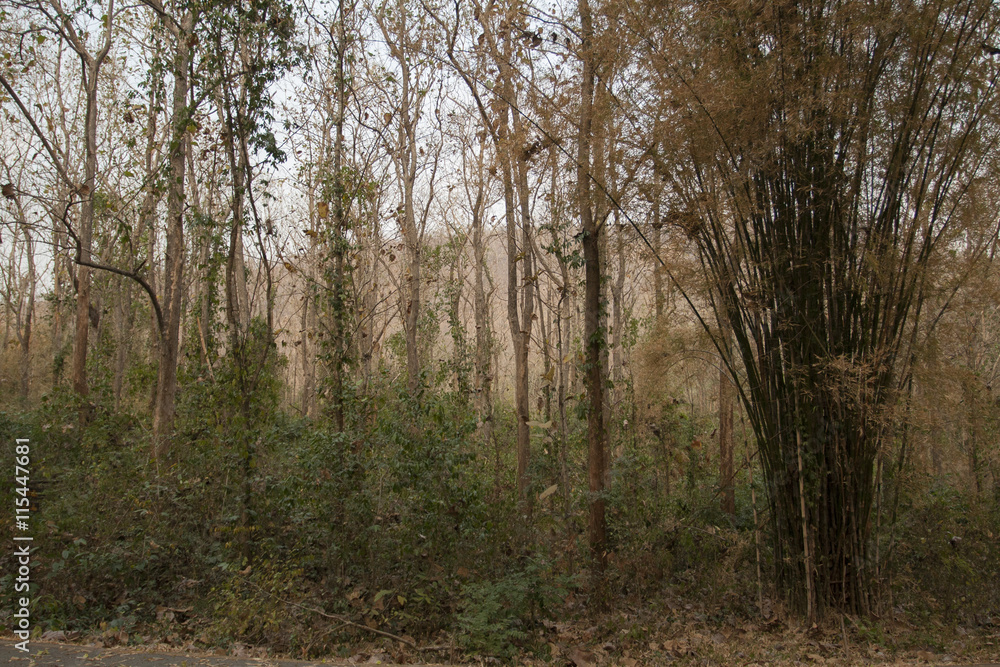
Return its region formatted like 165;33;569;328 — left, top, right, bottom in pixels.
0;376;997;664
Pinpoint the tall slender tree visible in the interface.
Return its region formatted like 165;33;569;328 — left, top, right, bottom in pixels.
577;0;607;574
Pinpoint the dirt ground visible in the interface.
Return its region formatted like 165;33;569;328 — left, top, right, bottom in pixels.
4;639;1000;666
0;642;463;667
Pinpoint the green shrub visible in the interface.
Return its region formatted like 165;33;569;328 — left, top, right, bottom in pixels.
457;556;575;661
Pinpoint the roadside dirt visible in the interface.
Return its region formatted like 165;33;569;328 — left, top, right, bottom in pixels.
0;642;463;667
4;638;1000;666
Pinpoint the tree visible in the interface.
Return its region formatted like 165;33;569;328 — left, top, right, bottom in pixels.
455;0;538;504
0;0;118;411
576;0;607;575
151;0;194;457
301;0;356;429
326;0;352;430
375;0;441;396
0;158;36;403
460;120;496;451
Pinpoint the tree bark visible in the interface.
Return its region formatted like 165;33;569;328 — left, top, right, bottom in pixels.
377;0;424;396
652;203;664;321
512;108;534;504
329;0;349;430
470;144;494;449
577;0;606;574
57;0;114;414
221;91;252;344
70;55;102;407
152;9;192;459
301;197;317;417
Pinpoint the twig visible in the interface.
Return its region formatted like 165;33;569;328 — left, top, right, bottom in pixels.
245;580;451;653
0;72;74;188
840;614;850;660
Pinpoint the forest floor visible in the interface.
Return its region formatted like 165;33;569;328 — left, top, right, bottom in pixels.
0;641;384;666
3;612;1000;666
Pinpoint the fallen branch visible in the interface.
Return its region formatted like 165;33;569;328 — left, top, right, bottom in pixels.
245;580;452;653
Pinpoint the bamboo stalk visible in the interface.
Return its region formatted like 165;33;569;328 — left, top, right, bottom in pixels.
796;428;815;622
748;447;764;616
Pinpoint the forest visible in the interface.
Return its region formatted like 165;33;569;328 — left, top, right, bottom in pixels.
1;0;999;664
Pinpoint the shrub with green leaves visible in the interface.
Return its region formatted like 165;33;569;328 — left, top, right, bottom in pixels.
457;556;575;661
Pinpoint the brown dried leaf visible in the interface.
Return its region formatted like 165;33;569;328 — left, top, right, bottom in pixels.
568;646;595;667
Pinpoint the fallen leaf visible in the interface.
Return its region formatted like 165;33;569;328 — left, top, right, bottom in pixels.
538;484;558;501
568;646;595;667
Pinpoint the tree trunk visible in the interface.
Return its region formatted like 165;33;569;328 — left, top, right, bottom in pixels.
112;280;132;410
612;215;625;391
502;149;528;499
963;380;983;494
194;142;216;376
652;202;664;321
71;67;101;407
577;0;606;574
51;215;65;385
513;110;534;504
152;10;193;459
448;251;467;394
146;181;160;414
301;210;317;417
64;0;114;416
471;157;494;449
222;90;252;345
329;0;349;429
18;223;35;405
379;0;423;396
550;145;572;528
538;280;552;422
